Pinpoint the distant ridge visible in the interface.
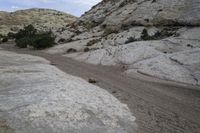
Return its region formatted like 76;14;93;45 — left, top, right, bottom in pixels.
0;8;77;34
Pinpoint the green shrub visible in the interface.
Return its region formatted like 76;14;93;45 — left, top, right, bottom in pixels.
141;28;175;41
15;25;37;40
84;47;90;52
101;24;107;29
30;33;55;49
125;37;137;44
0;34;3;38
58;38;66;43
141;29;151;40
2;37;8;42
153;28;174;39
86;39;100;46
7;32;16;39
14;25;55;49
67;48;77;53
16;38;30;48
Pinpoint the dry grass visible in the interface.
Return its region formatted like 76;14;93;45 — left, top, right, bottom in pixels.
0;8;77;35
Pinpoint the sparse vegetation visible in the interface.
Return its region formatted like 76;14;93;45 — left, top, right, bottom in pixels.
7;32;16;39
141;28;175;41
103;27;118;36
16;38;29;48
15;25;55;49
125;37;137;44
0;34;3;38
121;24;130;30
58;38;73;44
151;28;174;40
0;34;8;43
58;38;66;43
86;39;100;46
84;47;90;52
67;48;77;53
141;29;151;40
0;8;76;35
15;25;37;40
2;37;8;42
84;21;99;29
187;44;194;48
101;24;107;29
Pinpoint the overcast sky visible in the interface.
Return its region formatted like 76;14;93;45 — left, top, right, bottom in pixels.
0;0;101;16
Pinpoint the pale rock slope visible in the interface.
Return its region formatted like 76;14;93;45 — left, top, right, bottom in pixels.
0;8;76;35
79;0;200;28
0;50;136;133
47;0;200;85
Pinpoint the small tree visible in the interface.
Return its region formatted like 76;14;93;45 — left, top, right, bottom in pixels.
7;32;16;39
15;25;55;49
24;24;37;36
141;29;150;40
0;34;3;38
16;38;30;48
15;24;37;40
2;37;8;42
30;33;55;49
0;34;8;43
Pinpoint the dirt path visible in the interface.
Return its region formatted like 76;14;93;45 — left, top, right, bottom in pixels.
1;43;200;133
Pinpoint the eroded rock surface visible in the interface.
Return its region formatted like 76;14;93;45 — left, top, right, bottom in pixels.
0;50;136;133
80;0;200;28
63;28;200;85
47;0;200;85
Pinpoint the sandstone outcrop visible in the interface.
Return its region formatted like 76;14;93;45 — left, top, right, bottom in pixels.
48;0;200;85
0;50;136;133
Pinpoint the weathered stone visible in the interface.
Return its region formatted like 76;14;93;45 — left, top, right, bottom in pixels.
0;50;137;133
81;0;200;28
47;1;200;86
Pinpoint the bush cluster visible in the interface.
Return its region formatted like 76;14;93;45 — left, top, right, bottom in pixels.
141;28;175;41
7;32;16;39
0;34;3;38
141;29;151;40
15;25;55;49
2;37;8;42
0;34;8;43
84;47;90;52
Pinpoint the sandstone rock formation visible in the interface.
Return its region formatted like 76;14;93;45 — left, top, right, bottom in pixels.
80;0;200;28
47;0;200;85
0;50;137;133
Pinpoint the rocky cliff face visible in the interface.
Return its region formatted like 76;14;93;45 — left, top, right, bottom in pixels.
0;8;76;35
80;0;200;28
49;0;200;86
